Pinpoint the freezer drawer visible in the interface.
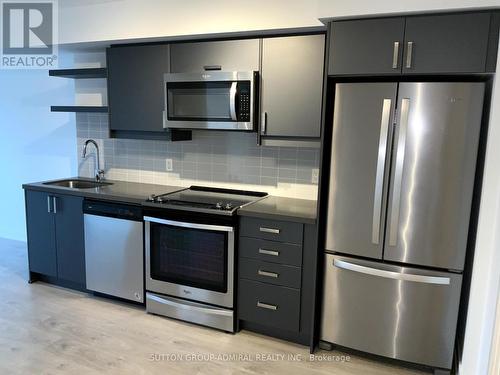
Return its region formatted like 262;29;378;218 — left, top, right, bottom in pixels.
320;254;462;369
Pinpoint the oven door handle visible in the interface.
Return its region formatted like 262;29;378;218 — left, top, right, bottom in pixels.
144;216;234;232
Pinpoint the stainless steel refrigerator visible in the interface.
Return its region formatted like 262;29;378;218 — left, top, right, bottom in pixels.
320;82;485;371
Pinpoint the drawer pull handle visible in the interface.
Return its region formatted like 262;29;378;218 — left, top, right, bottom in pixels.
258;270;279;278
259;227;280;234
257;301;277;311
259;248;279;256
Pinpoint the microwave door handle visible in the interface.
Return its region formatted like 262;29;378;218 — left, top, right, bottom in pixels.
229;82;237;121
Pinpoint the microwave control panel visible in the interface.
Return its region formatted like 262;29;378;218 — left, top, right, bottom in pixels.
238;82;251;122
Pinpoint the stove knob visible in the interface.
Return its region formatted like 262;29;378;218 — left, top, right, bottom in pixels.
156;196;164;203
225;203;233;210
215;202;223;209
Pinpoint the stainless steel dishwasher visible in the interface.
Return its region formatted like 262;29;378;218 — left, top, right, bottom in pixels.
84;200;144;303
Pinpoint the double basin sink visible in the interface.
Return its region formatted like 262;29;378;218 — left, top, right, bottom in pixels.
44;179;113;189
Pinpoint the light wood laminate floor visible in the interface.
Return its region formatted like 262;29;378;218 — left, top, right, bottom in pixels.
0;238;430;375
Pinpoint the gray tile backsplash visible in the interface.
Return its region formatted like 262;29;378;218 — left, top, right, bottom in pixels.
76;113;319;199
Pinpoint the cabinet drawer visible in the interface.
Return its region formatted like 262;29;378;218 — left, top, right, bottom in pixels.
239;237;302;266
239;258;301;288
239;217;303;244
238;279;300;332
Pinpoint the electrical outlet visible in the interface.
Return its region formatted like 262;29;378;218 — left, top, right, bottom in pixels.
311;168;319;184
166;158;173;171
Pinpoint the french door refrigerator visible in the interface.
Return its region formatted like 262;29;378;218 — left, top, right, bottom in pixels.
320;82;485;371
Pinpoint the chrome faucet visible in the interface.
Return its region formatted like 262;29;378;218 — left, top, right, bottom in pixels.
82;139;104;182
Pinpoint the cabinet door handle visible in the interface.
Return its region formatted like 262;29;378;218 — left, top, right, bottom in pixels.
259;248;279;256
261;111;267;135
52;197;57;214
406;41;413;69
259;227;280;234
47;196;52;213
392;41;399;69
257;301;277;311
258;270;279;278
203;65;222;71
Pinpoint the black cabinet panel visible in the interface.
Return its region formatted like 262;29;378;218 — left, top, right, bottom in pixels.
239;217;303;244
25;190;86;287
54;195;85;285
239;237;302;266
25;191;57;277
238;279;300;332
329;17;405;75
107;45;169;133
239;258;302;288
403;12;491;74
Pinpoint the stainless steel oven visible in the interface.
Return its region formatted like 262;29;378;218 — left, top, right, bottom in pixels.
144;216;235;331
163;71;257;131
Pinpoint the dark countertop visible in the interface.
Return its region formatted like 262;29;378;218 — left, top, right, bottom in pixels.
238;196;317;224
22;177;184;205
23;178;318;223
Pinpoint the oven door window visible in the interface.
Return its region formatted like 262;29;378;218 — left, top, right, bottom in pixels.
150;223;228;293
166;81;234;121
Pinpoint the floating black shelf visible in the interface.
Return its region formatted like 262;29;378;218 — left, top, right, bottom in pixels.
50;106;108;113
49;68;107;79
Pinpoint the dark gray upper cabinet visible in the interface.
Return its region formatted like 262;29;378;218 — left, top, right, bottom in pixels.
170;39;260;72
25;190;86;287
25;190;57;277
107;44;169;133
329;12;497;76
54;195;85;285
260;35;325;138
403;12;491;74
329;17;405;76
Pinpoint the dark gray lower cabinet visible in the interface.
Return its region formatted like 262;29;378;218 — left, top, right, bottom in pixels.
25;190;85;287
54;195;85;285
239;279;300;332
25;190;57;277
237;216;318;347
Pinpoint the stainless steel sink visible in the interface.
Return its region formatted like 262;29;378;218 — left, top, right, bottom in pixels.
44;179;113;189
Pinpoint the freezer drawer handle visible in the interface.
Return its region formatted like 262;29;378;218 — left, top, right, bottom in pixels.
389;98;410;246
259;227;280;234
257;301;278;310
259;248;280;256
372;98;392;245
333;259;450;285
258;270;279;278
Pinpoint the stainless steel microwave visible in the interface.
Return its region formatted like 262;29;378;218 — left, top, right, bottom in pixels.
163;71;257;131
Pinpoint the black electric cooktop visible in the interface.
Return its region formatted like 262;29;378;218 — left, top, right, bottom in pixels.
145;186;267;215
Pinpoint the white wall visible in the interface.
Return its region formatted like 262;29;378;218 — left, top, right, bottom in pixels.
0;52;77;241
58;0;322;45
461;67;500;375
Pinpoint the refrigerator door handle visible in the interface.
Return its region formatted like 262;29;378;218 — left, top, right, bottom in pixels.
333;259;450;285
389;98;410;246
372;99;392;245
